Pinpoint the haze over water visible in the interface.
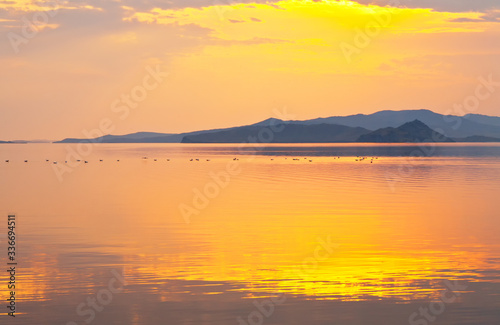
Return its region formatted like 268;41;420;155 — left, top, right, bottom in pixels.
1;143;500;325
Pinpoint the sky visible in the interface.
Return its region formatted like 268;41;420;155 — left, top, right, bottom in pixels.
0;0;500;140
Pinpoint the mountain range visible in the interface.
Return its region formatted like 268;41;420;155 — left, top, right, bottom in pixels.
357;120;454;143
53;109;500;144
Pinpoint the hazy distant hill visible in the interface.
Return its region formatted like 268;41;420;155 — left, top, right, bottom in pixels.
54;109;500;143
56;127;256;143
458;135;500;142
0;140;23;143
464;113;500;127
57;132;175;143
289;109;500;138
182;123;370;143
357;120;454;143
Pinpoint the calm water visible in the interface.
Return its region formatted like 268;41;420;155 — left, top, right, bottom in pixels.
1;143;500;325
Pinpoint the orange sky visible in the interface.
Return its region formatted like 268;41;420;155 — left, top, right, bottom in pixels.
0;0;499;140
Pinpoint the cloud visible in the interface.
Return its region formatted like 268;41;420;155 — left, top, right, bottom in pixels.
2;0;500;18
211;36;291;45
449;18;484;23
481;10;500;21
91;0;279;12
449;10;500;22
352;0;500;12
1;0;500;139
117;0;500;13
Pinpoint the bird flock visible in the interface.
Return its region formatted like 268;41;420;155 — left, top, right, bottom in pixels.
355;156;379;163
2;156;380;164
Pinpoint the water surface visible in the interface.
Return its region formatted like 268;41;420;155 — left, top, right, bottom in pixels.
1;143;499;325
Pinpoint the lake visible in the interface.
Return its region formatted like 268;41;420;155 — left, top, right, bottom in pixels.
1;143;499;325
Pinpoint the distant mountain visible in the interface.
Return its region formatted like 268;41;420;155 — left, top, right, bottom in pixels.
3;139;46;143
54;109;500;144
56;119;304;144
24;139;53;143
251;118;285;127
289;109;500;138
464;114;500;127
182;123;370;143
457;135;500;142
107;132;174;140
57;132;174;143
56;127;251;143
0;140;23;144
357;120;454;143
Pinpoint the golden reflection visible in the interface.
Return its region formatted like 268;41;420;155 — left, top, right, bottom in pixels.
3;144;500;304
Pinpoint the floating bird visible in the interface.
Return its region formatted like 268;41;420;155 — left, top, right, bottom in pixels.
195;159;199;161
24;160;28;163
84;161;88;164
46;159;49;162
53;162;57;164
76;159;81;162
99;159;103;162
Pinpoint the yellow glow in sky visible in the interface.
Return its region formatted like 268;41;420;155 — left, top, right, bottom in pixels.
0;0;499;139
